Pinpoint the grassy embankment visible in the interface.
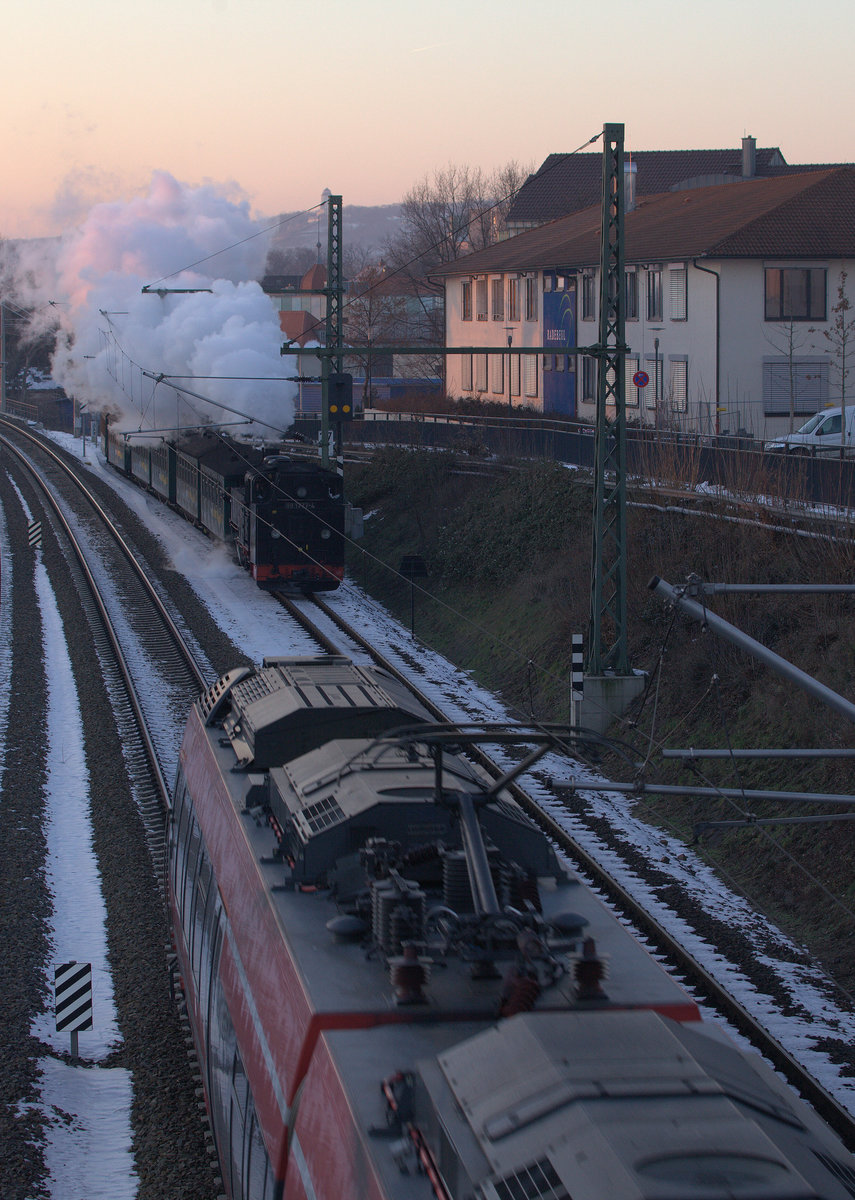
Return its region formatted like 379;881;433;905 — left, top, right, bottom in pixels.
345;446;855;990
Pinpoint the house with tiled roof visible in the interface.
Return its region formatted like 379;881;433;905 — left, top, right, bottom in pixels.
433;167;855;437
505;136;840;234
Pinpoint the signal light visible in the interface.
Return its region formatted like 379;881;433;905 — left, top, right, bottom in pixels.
326;373;353;419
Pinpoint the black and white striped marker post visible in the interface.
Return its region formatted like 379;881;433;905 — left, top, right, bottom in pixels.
55;961;93;1059
28;520;42;550
571;633;584;728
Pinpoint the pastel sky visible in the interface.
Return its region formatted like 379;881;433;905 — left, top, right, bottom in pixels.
3;0;853;239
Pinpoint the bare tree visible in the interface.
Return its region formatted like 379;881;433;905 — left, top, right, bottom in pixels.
344;265;409;405
764;318;809;434
382;160;533;381
811;271;855;458
263;246;318;277
0;242;59;407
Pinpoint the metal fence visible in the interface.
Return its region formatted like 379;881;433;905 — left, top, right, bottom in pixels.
291;412;855;513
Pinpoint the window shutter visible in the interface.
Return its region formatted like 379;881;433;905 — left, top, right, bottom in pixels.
762;359;828;414
475;353;488;391
669;267;687;320
524;355;538;397
491;354;504;393
626;358;639;407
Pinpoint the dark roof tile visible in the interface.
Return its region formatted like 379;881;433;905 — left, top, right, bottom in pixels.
435;169;855;276
505;146;844;226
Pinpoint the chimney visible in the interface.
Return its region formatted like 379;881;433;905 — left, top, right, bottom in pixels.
624;161;637;211
742;135;756;179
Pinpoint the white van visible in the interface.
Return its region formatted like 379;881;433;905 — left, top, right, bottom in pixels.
764;406;855;456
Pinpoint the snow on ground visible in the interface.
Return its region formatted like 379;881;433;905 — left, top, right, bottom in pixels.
4;475;136;1200
13;428;855;1195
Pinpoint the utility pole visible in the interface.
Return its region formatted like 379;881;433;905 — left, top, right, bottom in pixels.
581;123;644;733
588;122;628;676
322;195;344;468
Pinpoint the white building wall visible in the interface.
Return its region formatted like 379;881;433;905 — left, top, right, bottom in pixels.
445;271;544;409
718;258;855;441
576;261;718;435
445;257;855;437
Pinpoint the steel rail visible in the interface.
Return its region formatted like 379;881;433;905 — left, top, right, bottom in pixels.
0;419;209;692
0;427;207;816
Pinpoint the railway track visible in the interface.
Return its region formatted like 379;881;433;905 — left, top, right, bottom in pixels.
0;423;209;815
0;423;229;1199
277;589;855;1152
5;418;855;1179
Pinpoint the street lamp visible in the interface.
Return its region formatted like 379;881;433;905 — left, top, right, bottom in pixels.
504;326;514;418
649;327;663;428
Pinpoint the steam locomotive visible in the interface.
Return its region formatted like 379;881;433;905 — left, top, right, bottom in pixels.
170;655;855;1200
104;426;347;591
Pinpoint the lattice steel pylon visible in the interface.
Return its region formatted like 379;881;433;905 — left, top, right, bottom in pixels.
320;195;344;465
587;123;629;676
325;195;344;374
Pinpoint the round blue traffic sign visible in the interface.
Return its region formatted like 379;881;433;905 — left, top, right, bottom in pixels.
633;370;650;389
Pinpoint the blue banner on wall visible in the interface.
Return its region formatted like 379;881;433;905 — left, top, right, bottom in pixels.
542;289;577;350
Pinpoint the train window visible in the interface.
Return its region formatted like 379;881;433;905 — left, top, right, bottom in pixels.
170;777;188;892
296;486;307;498
191;851;213;982
232;1053;249;1121
230;1053;250;1199
246;1111;273;1200
183;817;203;926
320;528;331;540
199;889;221;1023
175;800;195;914
207;946;237;1195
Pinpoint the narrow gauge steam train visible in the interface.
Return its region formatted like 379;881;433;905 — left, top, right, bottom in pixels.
171;655;855;1200
104;426;346;591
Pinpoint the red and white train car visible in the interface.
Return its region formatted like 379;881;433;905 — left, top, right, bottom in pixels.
170;656;855;1200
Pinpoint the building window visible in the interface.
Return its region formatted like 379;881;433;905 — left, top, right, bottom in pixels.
475;353;488;391
461;354;473;391
669;266;687;320
524;355;538;397
555;355;565;372
582;356;597;401
647;268;662;321
507;277;520;322
491;353;504;393
524;277;538;321
670;358;688;411
461;280;472;321
543;354;552;372
625;271;638;321
491;277;504;320
762;357;829;414
581;272;596;321
476;278;488;321
764;268;826;321
626;357;639;407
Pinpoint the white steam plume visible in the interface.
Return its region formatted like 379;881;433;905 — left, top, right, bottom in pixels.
43;171;297;435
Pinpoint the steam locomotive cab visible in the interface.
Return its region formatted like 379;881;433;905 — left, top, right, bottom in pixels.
234;455;345;591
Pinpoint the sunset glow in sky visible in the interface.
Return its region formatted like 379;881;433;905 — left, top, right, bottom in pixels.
3;0;853;239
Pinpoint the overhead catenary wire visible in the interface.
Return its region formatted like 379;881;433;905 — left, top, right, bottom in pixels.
140;203;328;293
